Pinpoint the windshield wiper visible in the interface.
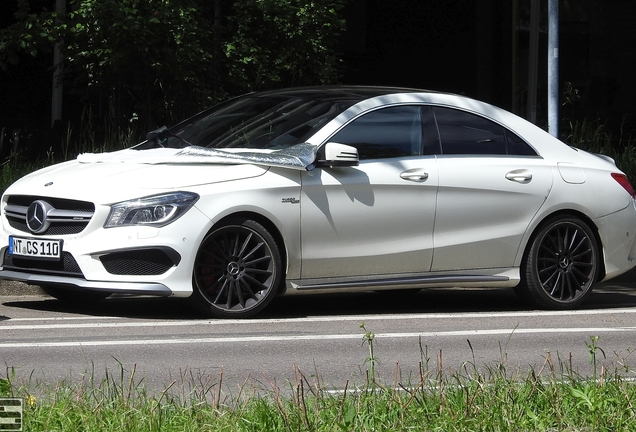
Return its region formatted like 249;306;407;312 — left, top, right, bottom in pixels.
141;126;194;149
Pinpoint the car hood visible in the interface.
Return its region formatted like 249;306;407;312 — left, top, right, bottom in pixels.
5;145;317;203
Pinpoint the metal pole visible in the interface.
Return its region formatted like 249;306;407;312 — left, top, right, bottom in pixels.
547;0;559;138
51;0;65;127
512;0;518;113
527;0;540;124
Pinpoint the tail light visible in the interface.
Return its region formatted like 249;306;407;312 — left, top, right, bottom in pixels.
611;173;636;198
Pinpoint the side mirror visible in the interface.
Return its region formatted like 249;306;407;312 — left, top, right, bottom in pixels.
317;142;359;167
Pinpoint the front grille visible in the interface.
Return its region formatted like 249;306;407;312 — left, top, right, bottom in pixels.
4;195;95;236
3;250;84;277
100;248;179;276
7;219;87;235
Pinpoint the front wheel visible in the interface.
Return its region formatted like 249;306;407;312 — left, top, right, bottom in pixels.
190;218;282;318
517;216;600;309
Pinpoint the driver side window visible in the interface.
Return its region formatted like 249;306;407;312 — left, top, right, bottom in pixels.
329;106;423;160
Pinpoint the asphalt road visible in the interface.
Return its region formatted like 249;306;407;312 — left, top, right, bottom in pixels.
1;282;636;396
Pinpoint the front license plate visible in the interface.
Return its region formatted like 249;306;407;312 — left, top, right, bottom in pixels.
9;236;62;260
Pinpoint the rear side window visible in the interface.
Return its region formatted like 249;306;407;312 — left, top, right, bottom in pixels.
433;107;536;156
505;129;538;156
329;106;423;159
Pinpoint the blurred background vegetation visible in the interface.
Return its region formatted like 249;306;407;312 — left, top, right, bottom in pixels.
0;0;635;190
0;0;347;160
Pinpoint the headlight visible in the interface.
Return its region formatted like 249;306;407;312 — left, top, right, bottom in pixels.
104;192;199;228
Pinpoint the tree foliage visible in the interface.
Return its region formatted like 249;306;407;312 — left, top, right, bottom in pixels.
0;0;347;133
225;0;344;90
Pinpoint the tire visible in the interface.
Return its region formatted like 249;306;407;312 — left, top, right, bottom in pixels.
517;216;600;309
190;218;282;318
41;285;111;303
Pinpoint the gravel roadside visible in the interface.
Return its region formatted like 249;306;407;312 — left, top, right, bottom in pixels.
0;280;45;296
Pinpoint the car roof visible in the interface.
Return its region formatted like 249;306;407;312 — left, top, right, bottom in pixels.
289;87;576;162
248;85;436;101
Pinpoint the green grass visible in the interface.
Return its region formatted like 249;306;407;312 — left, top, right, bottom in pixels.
4;363;636;431
0;158;47;193
2;336;636;431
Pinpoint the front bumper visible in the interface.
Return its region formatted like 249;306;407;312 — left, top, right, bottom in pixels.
0;269;171;295
0;199;213;298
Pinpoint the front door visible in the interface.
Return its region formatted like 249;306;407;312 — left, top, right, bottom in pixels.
299;105;439;279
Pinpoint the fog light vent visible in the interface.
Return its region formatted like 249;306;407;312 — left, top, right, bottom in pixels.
100;248;179;275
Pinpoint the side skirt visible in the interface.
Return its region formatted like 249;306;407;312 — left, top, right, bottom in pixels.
283;268;520;295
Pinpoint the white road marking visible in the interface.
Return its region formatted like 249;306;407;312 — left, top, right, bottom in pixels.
1;326;636;348
2;307;636;329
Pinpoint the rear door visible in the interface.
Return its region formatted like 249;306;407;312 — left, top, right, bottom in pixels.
430;107;554;271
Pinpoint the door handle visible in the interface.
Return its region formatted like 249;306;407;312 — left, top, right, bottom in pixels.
400;168;429;182
505;169;532;183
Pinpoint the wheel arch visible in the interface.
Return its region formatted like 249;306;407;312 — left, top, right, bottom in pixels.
521;209;606;283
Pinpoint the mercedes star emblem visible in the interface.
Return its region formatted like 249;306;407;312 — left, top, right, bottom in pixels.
26;200;52;234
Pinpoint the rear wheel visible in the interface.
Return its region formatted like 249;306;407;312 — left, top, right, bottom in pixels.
41;286;111;303
518;216;600;309
190;218;282;318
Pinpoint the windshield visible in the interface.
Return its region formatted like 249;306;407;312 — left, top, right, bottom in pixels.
163;94;359;150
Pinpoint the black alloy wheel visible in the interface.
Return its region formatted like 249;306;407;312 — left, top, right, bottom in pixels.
518;216;600;309
191;218;282;318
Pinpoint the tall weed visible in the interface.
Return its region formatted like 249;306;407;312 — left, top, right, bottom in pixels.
563;96;636;181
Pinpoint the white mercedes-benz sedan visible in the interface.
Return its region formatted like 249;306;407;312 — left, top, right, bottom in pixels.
1;86;635;317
